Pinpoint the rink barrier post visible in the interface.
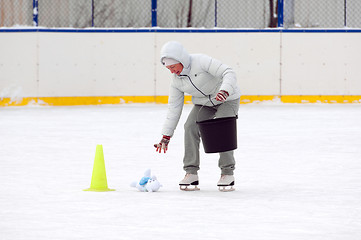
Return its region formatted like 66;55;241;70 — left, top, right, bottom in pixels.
277;0;284;28
151;0;157;27
91;0;95;27
32;0;38;27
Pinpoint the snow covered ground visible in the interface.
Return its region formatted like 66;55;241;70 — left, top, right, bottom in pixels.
1;103;361;240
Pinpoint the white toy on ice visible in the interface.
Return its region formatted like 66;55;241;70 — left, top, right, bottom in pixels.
130;169;162;192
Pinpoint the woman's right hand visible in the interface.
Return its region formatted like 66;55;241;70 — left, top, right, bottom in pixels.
154;135;171;153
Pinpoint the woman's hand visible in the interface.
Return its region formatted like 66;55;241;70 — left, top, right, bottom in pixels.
154;135;171;153
216;90;229;102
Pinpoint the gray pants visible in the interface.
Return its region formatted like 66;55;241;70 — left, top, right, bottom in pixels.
183;98;240;175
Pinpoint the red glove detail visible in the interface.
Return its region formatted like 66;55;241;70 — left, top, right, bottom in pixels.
216;90;229;102
154;135;171;153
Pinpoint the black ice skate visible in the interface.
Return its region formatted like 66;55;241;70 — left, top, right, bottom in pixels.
179;174;200;191
217;175;235;192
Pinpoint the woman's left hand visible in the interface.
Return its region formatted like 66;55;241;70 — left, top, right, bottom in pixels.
216;90;229;102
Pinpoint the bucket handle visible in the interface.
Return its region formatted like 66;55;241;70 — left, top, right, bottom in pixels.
196;99;238;123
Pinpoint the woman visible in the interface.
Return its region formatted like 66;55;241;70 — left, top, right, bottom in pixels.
154;41;241;191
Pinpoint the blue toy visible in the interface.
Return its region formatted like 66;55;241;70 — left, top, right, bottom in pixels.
130;169;162;192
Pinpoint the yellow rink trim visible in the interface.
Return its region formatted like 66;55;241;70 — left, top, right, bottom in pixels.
1;95;361;106
281;95;361;104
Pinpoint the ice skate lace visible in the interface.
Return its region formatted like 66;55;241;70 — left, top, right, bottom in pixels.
184;174;192;180
183;173;197;182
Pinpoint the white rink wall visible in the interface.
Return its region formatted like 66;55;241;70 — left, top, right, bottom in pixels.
0;30;361;100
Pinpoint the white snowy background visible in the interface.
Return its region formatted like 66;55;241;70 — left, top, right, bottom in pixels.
1;103;361;240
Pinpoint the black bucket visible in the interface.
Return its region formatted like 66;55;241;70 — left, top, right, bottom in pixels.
197;115;238;153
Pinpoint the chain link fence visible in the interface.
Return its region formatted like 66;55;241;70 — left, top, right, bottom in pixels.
0;0;33;27
34;0;152;28
0;0;360;28
284;0;361;28
158;0;273;28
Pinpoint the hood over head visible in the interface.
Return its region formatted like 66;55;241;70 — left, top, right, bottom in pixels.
160;41;191;75
162;57;180;66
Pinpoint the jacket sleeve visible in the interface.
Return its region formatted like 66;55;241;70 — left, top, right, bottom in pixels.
199;55;237;95
161;82;184;137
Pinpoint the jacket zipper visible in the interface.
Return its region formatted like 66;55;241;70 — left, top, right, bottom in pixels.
180;74;215;106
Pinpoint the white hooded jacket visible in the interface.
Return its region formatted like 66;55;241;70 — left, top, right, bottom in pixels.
160;41;241;137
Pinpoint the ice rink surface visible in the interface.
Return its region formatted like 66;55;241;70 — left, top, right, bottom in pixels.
1;103;361;240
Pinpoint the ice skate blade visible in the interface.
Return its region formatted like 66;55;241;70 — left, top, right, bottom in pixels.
218;186;235;192
180;185;200;191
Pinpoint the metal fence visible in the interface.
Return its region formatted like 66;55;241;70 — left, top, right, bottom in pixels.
0;0;360;29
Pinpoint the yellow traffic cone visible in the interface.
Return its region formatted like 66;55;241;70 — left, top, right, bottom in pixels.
84;145;115;192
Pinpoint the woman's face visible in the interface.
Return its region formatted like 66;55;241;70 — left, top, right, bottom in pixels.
166;63;184;76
